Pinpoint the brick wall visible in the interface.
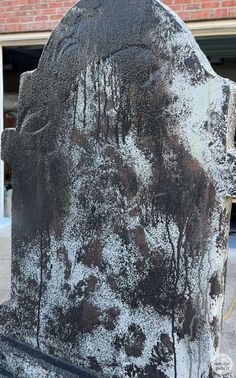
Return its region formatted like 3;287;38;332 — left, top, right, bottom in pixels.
0;0;235;34
166;0;236;21
0;0;76;33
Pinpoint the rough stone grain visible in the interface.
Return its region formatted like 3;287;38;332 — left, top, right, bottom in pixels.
1;0;236;377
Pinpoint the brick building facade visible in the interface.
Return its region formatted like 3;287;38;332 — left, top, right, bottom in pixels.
0;0;235;34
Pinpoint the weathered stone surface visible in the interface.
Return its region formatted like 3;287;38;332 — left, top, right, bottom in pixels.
1;0;236;377
0;335;98;377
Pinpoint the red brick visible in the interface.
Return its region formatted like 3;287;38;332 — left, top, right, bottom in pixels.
35;15;49;21
227;6;236;14
43;8;59;14
6;17;20;23
0;0;235;33
19;5;32;10
193;0;216;3
183;3;201;9
201;1;220;8
1;1;13;6
164;0;174;5
221;7;229;15
177;11;192;19
33;3;49;9
187;9;211;19
21;15;33;22
174;0;190;4
222;0;236;6
49;2;63;8
172;4;184;10
49;14;61;20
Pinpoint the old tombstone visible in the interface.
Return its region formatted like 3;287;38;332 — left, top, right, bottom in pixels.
0;0;236;377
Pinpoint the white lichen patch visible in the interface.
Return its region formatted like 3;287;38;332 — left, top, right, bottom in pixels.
119;131;153;187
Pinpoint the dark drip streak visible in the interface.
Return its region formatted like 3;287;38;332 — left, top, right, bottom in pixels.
36;232;43;349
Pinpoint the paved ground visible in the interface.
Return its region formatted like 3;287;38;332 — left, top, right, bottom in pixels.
221;236;236;375
0;221;235;374
0;221;11;303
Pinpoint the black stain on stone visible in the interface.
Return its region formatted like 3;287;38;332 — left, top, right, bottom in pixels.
150;341;173;366
68;276;98;301
209;274;222;298
0;352;6;366
132;227;150;256
69;302;101;334
125;363;168;378
57;246;72;280
101;307;120;331
160;333;174;354
45;302;101;344
184;50;211;85
178;298;197;340
210;317;220;349
134;257;175;315
105;148;138;199
143;366;167;378
114;324;146;357
82;239;104;269
87;356;103;373
110;47;159;88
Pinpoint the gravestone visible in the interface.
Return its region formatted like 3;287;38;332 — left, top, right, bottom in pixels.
1;0;236;377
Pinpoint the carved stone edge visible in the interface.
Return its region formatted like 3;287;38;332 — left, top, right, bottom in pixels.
0;335;102;378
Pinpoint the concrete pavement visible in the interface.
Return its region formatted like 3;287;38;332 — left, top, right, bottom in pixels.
221;237;236;375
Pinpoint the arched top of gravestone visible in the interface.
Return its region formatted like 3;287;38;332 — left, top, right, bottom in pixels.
17;0;218;135
39;0;213;72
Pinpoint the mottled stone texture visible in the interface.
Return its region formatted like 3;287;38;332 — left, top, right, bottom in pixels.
1;0;236;377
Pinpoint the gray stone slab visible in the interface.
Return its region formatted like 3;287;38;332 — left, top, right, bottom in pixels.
0;335;99;377
1;0;236;377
